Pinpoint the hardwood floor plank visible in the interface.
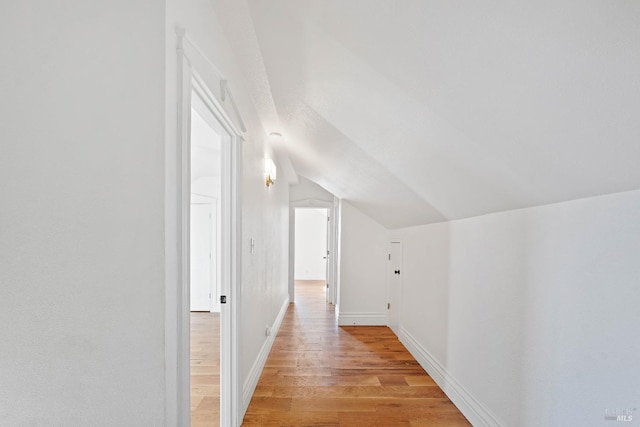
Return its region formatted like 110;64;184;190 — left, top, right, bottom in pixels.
257;375;381;387
271;385;447;399
338;412;413;427
378;375;410;386
405;375;438;386
191;312;220;427
245;396;293;412
243;411;340;427
242;280;471;426
272;367;334;377
289;397;378;413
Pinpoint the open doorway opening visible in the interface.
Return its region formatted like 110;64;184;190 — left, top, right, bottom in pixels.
295;208;328;280
290;199;340;306
294;207;329;302
190;94;222;426
171;33;242;427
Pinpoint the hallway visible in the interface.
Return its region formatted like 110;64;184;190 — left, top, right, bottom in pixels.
242;281;471;426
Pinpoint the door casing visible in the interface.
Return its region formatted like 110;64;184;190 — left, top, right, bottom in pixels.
166;29;243;427
289;199;340;305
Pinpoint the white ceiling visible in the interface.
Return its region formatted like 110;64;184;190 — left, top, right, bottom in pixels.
214;0;640;228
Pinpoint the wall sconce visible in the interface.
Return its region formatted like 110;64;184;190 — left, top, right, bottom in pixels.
264;158;277;187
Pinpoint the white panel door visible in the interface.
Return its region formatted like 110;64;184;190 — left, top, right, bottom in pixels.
388;241;403;333
294;208;328;280
210;199;220;313
190;203;213;311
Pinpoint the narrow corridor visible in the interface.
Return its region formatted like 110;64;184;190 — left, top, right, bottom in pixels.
242;280;471;426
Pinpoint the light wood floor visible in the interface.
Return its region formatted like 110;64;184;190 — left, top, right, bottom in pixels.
191;311;220;427
242;280;471;426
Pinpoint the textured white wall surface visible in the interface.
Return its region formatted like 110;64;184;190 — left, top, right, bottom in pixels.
0;2;166;425
392;190;640;426
290;176;334;204
338;202;389;324
0;1;290;425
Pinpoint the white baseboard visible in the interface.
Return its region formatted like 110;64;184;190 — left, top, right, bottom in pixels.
338;312;387;326
398;328;505;427
240;296;290;417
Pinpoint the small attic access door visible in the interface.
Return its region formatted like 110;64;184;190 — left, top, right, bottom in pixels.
387;241;402;335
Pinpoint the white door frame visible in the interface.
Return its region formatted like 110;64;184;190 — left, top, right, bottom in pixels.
289;199;339;305
168;30;242;427
330;197;340;306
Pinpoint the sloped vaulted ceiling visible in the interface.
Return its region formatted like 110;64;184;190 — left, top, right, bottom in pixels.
213;0;640;229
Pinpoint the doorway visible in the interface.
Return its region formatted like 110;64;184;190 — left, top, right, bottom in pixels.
294;208;329;285
170;33;242;427
190;98;222;426
294;207;329;305
290;199;339;306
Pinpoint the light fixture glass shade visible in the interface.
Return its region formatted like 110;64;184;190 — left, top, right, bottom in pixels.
264;158;277;187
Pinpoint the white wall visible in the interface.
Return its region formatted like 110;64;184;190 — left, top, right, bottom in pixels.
238;136;290;413
0;1;289;425
294;209;328;280
290;176;335;203
0;2;166;425
338;201;389;325
391;190;640;427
